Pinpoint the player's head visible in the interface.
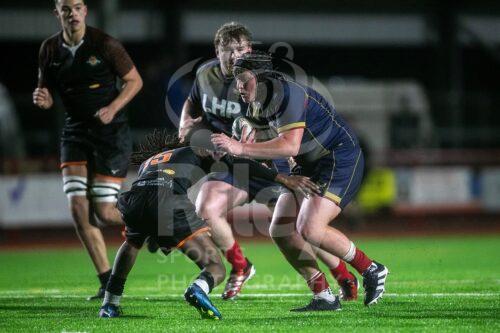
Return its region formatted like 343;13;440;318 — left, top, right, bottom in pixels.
54;0;87;33
233;52;273;103
214;22;252;77
130;129;184;165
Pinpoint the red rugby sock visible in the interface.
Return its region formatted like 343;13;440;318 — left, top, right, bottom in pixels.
307;271;330;294
330;261;355;282
349;248;373;275
225;242;248;272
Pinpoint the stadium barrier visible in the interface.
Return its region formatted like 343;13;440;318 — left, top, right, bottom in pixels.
1;166;500;229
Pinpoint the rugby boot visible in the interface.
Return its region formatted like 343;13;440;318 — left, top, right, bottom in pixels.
362;261;389;306
184;284;222;320
338;273;359;301
290;296;342;312
221;259;256;300
98;303;121;318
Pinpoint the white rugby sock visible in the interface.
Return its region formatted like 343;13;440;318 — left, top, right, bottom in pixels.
193;279;210;295
342;241;356;262
103;291;121;306
314;287;336;302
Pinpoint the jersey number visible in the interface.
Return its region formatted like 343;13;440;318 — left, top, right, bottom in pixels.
142;150;173;171
150;151;173;165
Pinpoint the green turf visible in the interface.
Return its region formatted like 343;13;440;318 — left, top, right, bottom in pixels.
1;236;499;332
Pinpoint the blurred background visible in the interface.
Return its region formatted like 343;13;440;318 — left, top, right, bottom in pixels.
1;0;500;245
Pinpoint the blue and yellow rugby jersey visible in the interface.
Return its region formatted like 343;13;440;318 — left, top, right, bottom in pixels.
188;59;290;174
249;77;359;169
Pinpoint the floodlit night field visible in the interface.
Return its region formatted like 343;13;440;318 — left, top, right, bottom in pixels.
1;236;499;332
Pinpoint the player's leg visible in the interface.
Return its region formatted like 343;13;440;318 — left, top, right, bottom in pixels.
196;178;255;300
296;195;388;306
273;194;358;301
99;240;140;318
269;192;340;311
99;186;152;317
62;164;111;300
315;247;359;301
91;175;125;226
181;232;226;319
92;123;131;226
196;179;247;250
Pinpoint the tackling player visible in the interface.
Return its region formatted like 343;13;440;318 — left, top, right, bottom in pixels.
180;22;359;301
212;52;389;309
33;0;143;300
98;130;320;319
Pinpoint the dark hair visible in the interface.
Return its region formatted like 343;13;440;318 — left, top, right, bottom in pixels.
130;129;184;165
54;0;86;5
213;22;252;49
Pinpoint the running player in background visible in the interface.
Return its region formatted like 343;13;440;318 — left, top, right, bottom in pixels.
212;52;389;310
98;130;320;319
179;22;359;302
33;0;143;300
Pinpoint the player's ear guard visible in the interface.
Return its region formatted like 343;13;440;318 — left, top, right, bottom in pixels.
233;51;274;81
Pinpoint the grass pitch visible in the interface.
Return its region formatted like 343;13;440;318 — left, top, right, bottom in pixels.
0;236;499;332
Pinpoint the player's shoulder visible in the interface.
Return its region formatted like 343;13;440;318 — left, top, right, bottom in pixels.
279;77;310;104
40;31;61;52
279;76;306;94
195;58;221;77
86;26;110;40
85;26;121;48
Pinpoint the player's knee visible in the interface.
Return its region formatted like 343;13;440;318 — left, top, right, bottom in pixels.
196;199;224;220
94;205;117;225
298;222;321;245
63;175;89;223
269;218;296;240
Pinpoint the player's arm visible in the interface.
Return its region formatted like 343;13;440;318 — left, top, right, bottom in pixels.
179;99;203;143
96;37;143;124
33;40;54;110
221;154;320;196
212;84;306;158
179;72;205;143
97;66;143;124
244;128;303;158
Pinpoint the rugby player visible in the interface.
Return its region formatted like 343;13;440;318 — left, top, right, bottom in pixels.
212;52;389;309
98;130;320;319
179;22;359;301
33;0;143;300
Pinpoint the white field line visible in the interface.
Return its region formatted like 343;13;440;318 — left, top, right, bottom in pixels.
1;280;497;295
0;292;499;299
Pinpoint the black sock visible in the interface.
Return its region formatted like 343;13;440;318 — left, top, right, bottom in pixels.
197;271;215;293
98;269;112;288
106;274;127;296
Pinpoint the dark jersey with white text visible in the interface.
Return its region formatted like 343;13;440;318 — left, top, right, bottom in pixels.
188;59;248;135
